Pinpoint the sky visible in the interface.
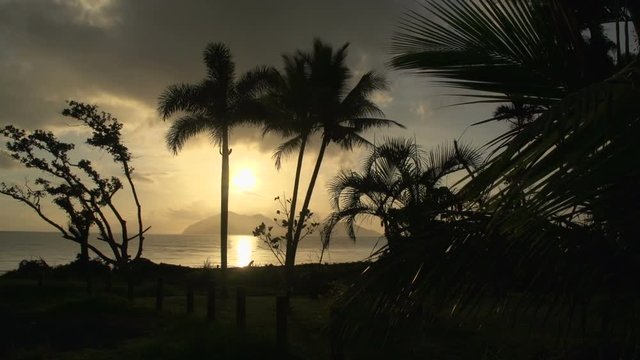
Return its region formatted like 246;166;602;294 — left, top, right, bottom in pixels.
0;0;507;234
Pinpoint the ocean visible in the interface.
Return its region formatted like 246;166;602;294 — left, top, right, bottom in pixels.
0;231;387;273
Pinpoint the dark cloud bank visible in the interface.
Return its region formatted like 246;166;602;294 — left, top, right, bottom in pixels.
0;0;409;131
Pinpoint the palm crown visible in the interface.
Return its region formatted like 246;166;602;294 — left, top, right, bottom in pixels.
159;43;276;153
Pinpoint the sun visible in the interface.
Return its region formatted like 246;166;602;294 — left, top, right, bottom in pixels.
232;168;257;191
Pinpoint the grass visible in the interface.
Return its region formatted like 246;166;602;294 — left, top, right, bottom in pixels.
2;261;633;359
0;262;366;360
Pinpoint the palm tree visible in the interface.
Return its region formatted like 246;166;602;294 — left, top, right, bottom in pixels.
261;53;314;268
158;43;275;270
323;138;482;252
265;40;404;282
490;101;542;129
325;139;487;353
350;0;640;351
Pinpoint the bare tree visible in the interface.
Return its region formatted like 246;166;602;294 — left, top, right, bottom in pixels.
0;101;149;268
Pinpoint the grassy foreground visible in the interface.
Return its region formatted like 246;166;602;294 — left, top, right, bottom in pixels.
2;260;630;359
0;261;366;360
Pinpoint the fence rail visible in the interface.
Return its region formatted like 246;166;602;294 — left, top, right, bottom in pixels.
29;273;308;356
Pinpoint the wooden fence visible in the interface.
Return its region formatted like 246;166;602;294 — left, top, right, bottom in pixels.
30;274;347;358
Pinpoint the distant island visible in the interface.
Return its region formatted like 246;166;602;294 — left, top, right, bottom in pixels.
182;211;381;237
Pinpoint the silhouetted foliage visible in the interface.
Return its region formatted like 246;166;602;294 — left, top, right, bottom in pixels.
252;196;320;266
0;101;149;268
326;0;640;356
323;138;482;252
17;258;50;273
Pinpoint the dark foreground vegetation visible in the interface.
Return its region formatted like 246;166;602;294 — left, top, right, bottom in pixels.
1;258;635;360
0;259;366;360
1;1;639;359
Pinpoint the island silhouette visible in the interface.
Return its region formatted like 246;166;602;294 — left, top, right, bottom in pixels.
183;211;381;237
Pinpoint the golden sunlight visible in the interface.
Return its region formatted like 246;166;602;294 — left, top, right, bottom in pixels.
232;168;257;191
235;235;254;267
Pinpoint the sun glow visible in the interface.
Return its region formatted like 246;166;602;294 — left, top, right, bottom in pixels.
234;236;254;267
232;168;257;191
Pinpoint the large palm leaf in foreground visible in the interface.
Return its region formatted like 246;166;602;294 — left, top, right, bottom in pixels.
332;1;640;356
390;0;629;106
158;43;275;270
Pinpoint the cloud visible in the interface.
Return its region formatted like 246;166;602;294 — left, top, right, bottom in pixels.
0;0;414;125
57;0;121;28
0;0;428;178
1;0;500;232
166;200;213;221
372;91;394;108
0;151;19;169
411;101;433;122
131;171;170;184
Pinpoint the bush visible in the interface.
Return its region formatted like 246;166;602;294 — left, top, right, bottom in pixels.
53;256;111;277
18;258;50;273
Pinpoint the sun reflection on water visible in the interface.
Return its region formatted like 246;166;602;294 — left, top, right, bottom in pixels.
234;235;254;267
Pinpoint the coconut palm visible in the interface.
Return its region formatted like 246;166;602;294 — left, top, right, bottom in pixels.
260;53;314;266
158;43;275;270
265;40;404;280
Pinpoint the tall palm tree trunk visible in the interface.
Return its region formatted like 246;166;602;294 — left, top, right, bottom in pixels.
289;136;329;268
220;127;230;270
284;136;307;292
285;136;307;256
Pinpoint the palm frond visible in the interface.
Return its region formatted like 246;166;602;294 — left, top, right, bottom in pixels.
203;42;235;87
332;131;372;151
235;66;280;98
157;83;208;119
469;59;640;231
272;134;305;170
346;117;405;132
308;39;351;100
165;113;214;154
340;71;388;118
389;0;589;105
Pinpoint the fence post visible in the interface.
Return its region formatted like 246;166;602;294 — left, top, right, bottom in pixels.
236;286;246;330
276;295;288;352
156;278;164;312
207;281;216;322
186;283;194;314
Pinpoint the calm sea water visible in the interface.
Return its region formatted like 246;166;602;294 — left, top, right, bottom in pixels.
0;231;386;273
